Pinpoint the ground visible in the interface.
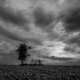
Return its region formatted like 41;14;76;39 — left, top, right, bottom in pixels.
0;65;80;80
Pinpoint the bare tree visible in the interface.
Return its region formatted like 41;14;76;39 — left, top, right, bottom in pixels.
38;59;42;65
16;43;31;65
30;59;42;65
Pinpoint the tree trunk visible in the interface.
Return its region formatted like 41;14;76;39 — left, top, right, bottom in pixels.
21;60;24;65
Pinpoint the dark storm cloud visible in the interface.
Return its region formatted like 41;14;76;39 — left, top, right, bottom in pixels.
60;8;80;32
0;25;42;45
33;7;55;30
64;46;75;52
42;56;73;61
0;3;29;29
0;25;25;42
64;34;80;46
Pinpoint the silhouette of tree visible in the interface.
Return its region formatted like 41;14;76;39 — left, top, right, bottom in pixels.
38;59;42;65
36;59;42;65
30;59;42;65
16;43;31;65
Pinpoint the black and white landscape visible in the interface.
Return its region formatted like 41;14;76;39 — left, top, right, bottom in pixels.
0;0;80;80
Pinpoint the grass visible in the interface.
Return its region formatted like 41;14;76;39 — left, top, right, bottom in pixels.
0;65;80;80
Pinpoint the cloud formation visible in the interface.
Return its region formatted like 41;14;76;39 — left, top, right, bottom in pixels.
0;0;80;65
0;1;29;30
60;8;80;32
64;33;80;46
64;45;75;52
33;7;55;31
0;25;25;42
42;56;74;61
0;24;42;45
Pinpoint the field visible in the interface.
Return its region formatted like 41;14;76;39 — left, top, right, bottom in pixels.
0;65;80;80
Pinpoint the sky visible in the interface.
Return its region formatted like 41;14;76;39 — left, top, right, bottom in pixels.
0;0;80;65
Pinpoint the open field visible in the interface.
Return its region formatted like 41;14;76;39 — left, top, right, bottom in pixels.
0;65;80;80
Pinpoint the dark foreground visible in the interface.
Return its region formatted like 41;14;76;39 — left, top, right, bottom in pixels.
0;65;80;80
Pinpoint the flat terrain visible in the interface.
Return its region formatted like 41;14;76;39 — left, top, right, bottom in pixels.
0;65;80;80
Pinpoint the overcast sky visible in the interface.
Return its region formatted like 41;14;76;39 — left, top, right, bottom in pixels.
0;0;80;65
